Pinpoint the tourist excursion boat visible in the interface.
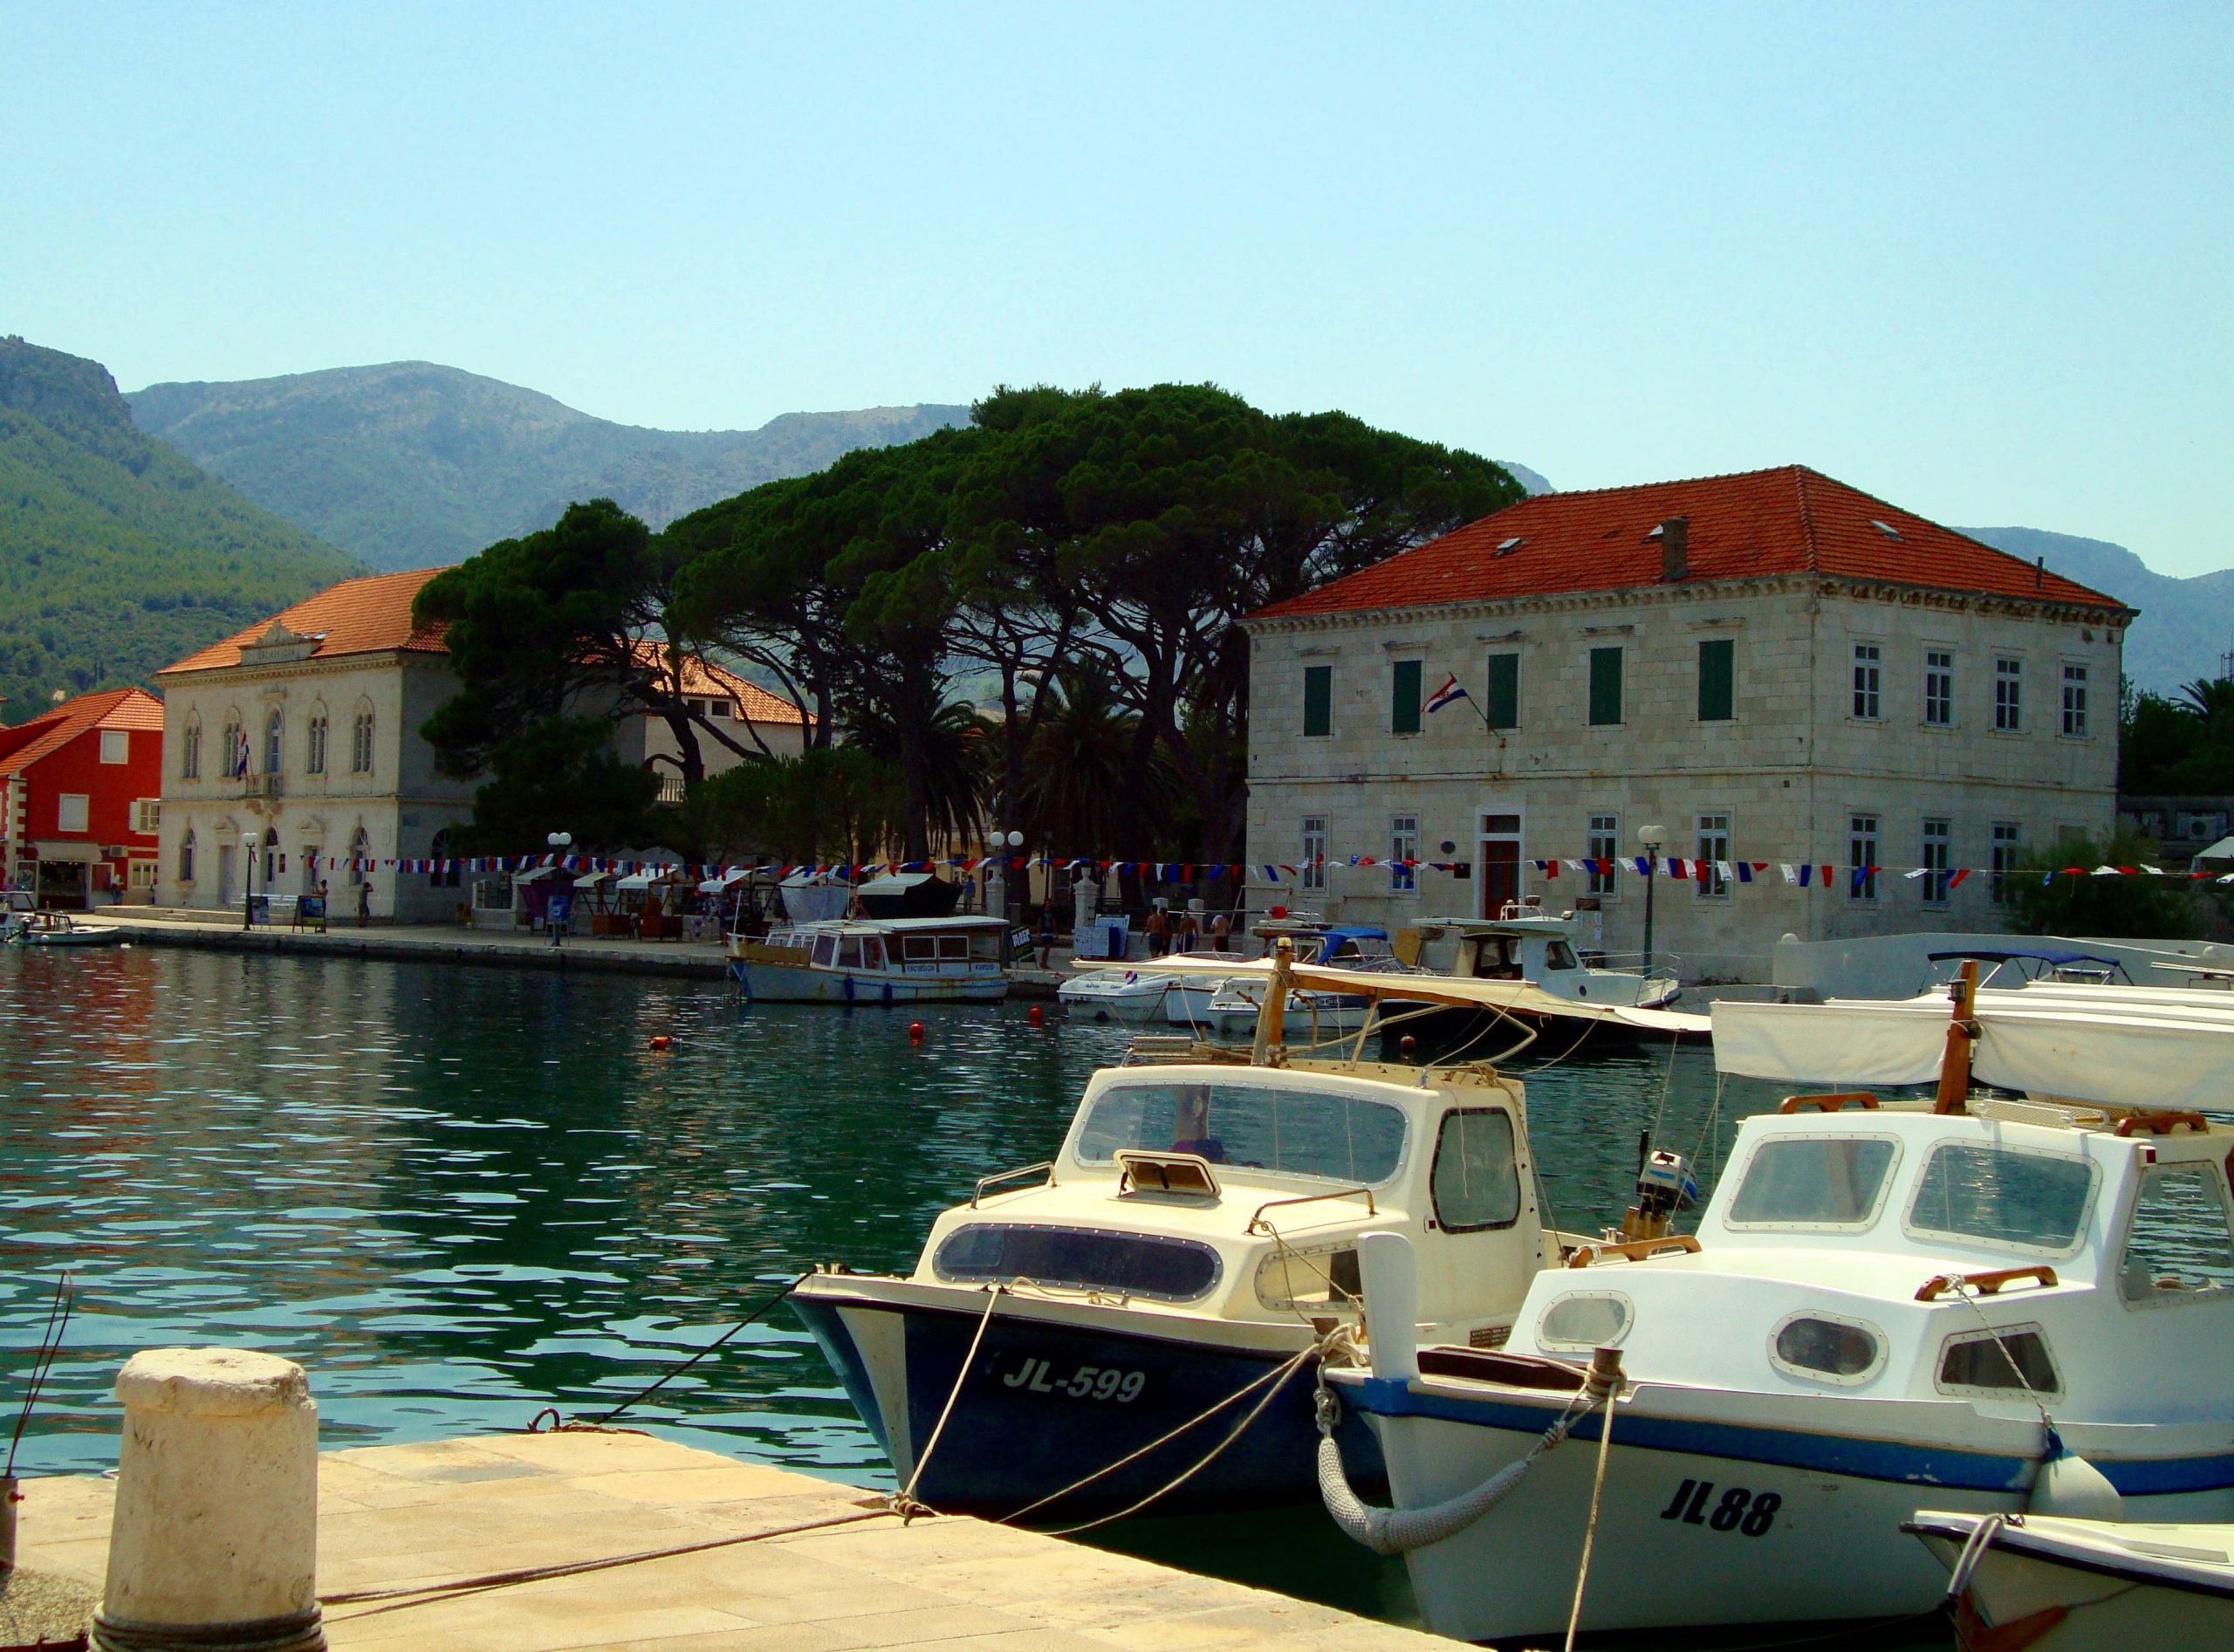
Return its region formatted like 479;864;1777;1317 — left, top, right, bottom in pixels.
1316;969;2234;1642
727;916;1010;1004
1908;1507;2234;1649
787;952;1669;1522
7;910;125;947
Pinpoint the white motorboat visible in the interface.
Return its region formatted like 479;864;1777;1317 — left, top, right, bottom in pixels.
1318;970;2234;1642
1200;977;1370;1039
8;910;125;947
1160;952;1250;1030
728;916;1009;1004
1908;1509;2234;1649
787;952;1670;1522
1057;968;1177;1022
1413;906;1683;1011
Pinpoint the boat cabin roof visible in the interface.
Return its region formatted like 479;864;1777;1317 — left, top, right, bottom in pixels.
775;915;1007;935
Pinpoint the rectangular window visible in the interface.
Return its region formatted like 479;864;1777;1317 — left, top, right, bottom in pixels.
1586;812;1620;897
1849;812;1880;901
1991;822;2021;904
1390;813;1418;892
2062;663;2089;737
1484;651;1519;730
1921;818;1952;906
1696;638;1734;722
1587;647;1623;726
1696;812;1730;898
709;698;733;718
1302;665;1333;737
99;730;130;764
1301;815;1328;894
57;794;89;833
130;799;161;834
1995;657;2023;731
128;860;158;889
1391;659;1422;735
1852;643;1882;720
1924;649;1953;727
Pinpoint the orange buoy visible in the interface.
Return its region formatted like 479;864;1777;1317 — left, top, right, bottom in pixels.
648;1035;672;1052
908;1020;926;1044
1400;1034;1417;1056
1027;1004;1045;1027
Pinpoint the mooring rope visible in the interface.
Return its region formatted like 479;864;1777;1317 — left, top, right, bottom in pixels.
889;1280;1006;1522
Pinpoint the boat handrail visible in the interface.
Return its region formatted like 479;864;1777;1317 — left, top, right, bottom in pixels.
1245;1186;1376;1234
1778;1091;1881;1114
1915;1265;2059;1302
971;1161;1055;1208
1564;1234;1703;1268
2112;1111;2211;1136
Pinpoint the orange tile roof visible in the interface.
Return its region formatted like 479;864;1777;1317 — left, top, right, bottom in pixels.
623;641;812;725
1251;465;2131;620
0;688;165;778
156;567;454;676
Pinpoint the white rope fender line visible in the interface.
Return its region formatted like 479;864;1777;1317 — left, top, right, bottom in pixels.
892;1281;1007;1522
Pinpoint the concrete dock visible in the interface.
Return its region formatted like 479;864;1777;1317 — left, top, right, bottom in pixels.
14;1431;1445;1649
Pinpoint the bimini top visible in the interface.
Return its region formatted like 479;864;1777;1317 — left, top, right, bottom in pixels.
1926;948;2123;969
1712;991;2234;1114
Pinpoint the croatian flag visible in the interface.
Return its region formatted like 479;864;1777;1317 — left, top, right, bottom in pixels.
1424;674;1469;714
230;726;253;779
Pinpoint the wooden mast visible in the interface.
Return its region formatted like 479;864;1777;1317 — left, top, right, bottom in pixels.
1253;936;1293;1066
1933;958;1979;1115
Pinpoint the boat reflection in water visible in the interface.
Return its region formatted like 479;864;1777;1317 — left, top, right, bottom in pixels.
1320;969;2234;1643
789;951;1670;1523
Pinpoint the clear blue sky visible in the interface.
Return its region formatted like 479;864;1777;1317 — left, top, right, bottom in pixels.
5;3;2229;572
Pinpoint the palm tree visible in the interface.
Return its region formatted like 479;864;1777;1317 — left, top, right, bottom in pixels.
846;695;993;857
1023;671;1178;858
2178;677;2234;745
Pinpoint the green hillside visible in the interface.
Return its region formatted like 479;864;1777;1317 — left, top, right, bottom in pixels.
0;337;361;716
130;361;971;570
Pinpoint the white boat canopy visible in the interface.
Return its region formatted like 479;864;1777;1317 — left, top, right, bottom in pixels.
1711;990;2234;1113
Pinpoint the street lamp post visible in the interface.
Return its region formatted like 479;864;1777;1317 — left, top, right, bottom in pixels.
989;828;1024;920
241;831;259;932
1638;824;1665;971
545;832;573;947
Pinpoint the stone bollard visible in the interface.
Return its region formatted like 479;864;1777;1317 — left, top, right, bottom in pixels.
93;1349;324;1652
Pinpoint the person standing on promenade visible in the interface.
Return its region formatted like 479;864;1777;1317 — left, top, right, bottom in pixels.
1036;894;1058;969
1210;906;1232;950
1145;901;1169;959
358;877;373;927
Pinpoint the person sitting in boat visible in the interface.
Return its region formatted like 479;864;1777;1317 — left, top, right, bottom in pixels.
1169;1083;1225;1163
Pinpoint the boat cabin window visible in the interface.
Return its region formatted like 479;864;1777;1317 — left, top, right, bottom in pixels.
939;934;970;959
2119;1166;2234;1303
860;938;885;971
1076;1081;1408;1185
1726;1137;1898;1230
1255;1244;1362;1312
836;936;863;969
1936;1325;2061;1398
902;935;935;960
1430;1109;1522;1231
1537;1292;1633;1350
934;1222;1221;1302
1905;1143;2098;1257
1770;1313;1886;1385
1470;936;1521;980
1543;940;1579;972
812;935;839;966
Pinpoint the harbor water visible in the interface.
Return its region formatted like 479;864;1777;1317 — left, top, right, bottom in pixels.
1;945;1947;1644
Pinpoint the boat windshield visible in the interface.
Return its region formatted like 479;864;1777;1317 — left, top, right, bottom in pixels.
1906;1142;2099;1255
1075;1080;1408;1185
1727;1137;1898;1230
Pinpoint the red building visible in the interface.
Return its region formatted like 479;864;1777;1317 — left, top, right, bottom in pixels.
0;688;166;907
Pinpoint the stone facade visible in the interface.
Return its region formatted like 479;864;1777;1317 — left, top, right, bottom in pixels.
1245;575;2123;980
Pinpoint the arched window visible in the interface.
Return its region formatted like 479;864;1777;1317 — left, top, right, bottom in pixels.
181;717;202;780
265;709;284;777
305;708;328;776
221;713;243;779
348;826;371;887
179;828;197;882
428;827;461;888
351;706;375;775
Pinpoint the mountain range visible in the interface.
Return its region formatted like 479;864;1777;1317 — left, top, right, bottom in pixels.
0;338;360;717
129;363;972;571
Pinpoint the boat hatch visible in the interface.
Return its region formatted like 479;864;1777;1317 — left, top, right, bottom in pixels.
1074;1079;1408;1184
932;1222;1223;1302
1114;1150;1221;1198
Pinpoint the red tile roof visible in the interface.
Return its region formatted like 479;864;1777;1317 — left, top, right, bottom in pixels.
623;641;812;725
0;688;165;779
157;567;454;676
1251;466;2130;620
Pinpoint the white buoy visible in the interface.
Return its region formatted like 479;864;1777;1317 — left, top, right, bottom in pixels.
2029;1428;2125;1521
93;1347;325;1651
1357;1230;1420;1381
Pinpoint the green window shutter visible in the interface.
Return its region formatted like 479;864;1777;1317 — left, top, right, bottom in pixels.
1588;647;1623;726
1392;659;1422;734
1302;665;1332;737
1697;638;1734;721
1484;653;1519;730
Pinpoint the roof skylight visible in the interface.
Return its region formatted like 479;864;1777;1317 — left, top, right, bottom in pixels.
1495;536;1524;554
1870;519;1902;539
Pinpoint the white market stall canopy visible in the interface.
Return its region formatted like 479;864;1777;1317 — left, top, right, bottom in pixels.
617;869;687;892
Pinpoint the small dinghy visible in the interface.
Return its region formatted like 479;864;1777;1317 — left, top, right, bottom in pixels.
1056;968;1177;1023
1909;1509;2234;1650
9;911;125;947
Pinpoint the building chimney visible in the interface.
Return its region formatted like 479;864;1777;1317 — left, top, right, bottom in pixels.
2035;556;2045;590
1660;517;1689;582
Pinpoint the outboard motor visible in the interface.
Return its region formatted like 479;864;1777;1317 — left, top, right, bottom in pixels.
1620;1134;1699;1242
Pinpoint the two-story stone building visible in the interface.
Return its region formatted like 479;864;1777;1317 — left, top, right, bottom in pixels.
1243;466;2133;979
154;568;808;921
